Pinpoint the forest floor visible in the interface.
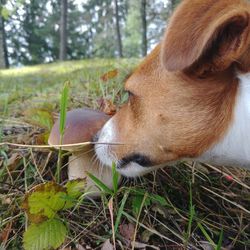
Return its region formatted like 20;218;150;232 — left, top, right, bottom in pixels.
0;59;250;250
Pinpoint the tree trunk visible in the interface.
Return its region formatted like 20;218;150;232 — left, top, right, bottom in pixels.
170;0;181;12
59;0;67;61
114;0;123;58
141;0;147;57
3;18;9;68
0;15;7;69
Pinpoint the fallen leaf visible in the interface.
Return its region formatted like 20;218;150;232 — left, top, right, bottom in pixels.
75;244;87;250
151;204;166;218
101;239;114;250
131;241;148;249
141;230;154;243
100;69;118;82
2;196;12;205
34;131;50;144
7;153;22;172
119;223;135;241
23;108;54;130
0;221;13;244
98;98;116;115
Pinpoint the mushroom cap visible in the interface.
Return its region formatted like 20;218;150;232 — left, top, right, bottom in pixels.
48;108;110;151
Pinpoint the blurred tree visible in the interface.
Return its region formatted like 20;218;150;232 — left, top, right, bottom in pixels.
5;0;56;65
0;0;9;68
59;0;67;60
94;0;116;57
114;0;123;57
123;0;141;57
3;0;180;66
147;0;171;50
169;0;181;12
141;0;147;56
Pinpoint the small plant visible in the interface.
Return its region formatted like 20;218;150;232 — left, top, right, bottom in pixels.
87;162;120;196
22;180;85;250
56;81;70;182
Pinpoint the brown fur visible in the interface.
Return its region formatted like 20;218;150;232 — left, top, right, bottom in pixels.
103;0;250;166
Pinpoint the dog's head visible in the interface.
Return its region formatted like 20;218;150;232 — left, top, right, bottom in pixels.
95;0;250;177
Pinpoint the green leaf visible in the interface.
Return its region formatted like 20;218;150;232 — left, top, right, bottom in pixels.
65;179;86;198
198;222;216;248
112;162;119;194
149;194;168;206
23;182;67;222
216;229;224;250
87;172;113;195
186;183;195;241
24;108;54;130
63;179;86;209
114;190;130;233
132;194;151;216
23;219;67;250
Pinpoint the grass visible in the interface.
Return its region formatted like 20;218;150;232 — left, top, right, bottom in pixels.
0;59;250;249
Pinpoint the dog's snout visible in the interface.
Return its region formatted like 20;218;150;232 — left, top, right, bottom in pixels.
92;131;100;142
117;153;152;169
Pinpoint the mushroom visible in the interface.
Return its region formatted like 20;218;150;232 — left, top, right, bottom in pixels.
48;108;120;197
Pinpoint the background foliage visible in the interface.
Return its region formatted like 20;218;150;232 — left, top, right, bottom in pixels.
0;0;181;67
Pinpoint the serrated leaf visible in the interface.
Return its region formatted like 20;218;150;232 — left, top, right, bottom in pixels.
23;219;67;250
63;179;86;209
65;179;86;198
23;182;67;222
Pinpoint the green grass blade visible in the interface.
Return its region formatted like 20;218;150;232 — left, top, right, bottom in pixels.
59;81;70;136
87;172;113;195
56;81;70;182
112;162;119;194
198;222;216;248
114;190;130;234
216;229;224;250
187;183;195;239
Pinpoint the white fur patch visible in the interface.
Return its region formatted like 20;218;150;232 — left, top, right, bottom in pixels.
198;73;250;169
95;118;117;167
95;117;170;177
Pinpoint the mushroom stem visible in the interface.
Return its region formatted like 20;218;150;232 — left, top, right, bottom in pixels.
68;151;119;197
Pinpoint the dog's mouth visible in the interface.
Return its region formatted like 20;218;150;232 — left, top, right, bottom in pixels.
115;153;157;177
117;153;153;169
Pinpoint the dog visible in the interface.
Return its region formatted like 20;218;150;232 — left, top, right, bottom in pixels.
95;0;250;177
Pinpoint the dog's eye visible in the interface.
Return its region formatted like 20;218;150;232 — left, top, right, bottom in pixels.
127;90;134;97
126;90;135;98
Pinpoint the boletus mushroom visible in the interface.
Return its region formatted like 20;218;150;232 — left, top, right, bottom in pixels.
48;108;120;197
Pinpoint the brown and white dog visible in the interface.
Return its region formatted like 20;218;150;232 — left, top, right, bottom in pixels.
95;0;250;177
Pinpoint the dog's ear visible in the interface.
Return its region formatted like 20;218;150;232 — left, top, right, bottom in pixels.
161;0;250;75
